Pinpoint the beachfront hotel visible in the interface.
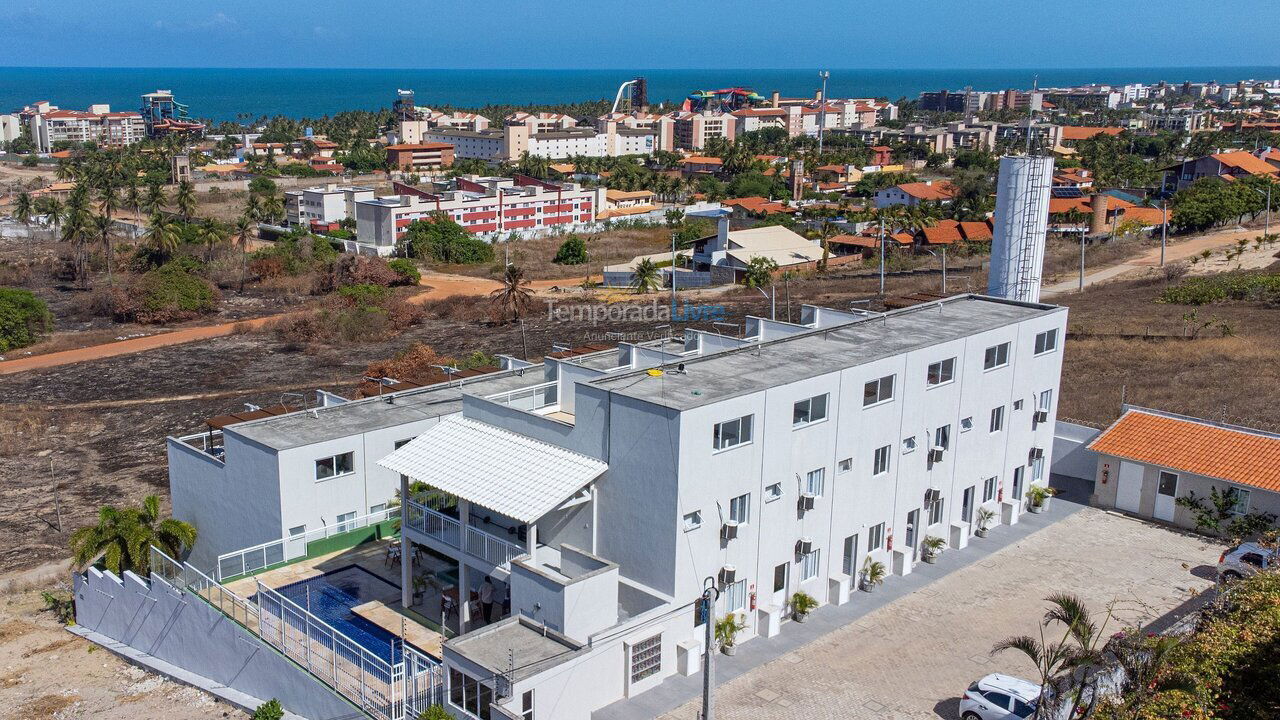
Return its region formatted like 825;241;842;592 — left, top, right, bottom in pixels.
71;293;1069;720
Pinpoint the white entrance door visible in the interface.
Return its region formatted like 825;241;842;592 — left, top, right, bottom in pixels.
1154;471;1178;522
1116;461;1144;513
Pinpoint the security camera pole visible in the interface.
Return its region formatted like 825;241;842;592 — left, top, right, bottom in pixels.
700;576;720;720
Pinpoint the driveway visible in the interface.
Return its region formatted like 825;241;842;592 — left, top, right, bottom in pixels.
648;505;1221;720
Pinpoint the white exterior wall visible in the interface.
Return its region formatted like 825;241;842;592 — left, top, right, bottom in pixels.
527;133;608;159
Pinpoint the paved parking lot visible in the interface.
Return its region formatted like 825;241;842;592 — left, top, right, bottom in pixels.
656;507;1221;720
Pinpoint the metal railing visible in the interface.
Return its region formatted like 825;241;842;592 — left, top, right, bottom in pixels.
402;644;445;717
484;381;558;412
216;506;399;582
175;430;226;463
150;546;260;629
256;580;404;720
404;499;526;570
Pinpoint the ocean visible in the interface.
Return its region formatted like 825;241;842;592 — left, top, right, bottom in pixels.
3;66;1279;123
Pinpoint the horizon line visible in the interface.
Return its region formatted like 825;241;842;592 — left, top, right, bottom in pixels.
3;64;1280;73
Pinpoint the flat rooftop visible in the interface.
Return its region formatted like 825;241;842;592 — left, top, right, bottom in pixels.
588;295;1064;411
446;616;583;682
227;370;540;451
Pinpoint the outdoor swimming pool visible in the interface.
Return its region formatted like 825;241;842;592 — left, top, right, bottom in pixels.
273;565;409;663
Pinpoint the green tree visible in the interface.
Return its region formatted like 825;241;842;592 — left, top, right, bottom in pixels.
403;215;494;264
143;213;182;262
69;495;197;576
0;287;53;351
143;182;167;216
630;257;661;293
13;192;34;226
553;234;589;265
175;180;197;220
743;256;779;288
232;215;254;291
248;176;278;197
417;705;451;720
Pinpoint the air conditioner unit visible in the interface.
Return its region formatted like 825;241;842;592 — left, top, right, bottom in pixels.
720;520;740;541
795;537;814;555
928;446;945;463
719;564;737;585
1029;446;1045;461
1033;409;1049;423
924;488;940;506
798;492;816;511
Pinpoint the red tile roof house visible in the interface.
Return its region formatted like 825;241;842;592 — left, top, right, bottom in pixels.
1086;406;1280;531
1161;150;1280;192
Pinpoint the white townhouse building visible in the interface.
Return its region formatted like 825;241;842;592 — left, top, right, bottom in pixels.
283;183;376;227
165;294;1065;720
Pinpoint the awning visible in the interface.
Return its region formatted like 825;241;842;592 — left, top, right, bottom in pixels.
379;416;607;523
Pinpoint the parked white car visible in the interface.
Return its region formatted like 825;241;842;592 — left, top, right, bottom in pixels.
1217;542;1277;582
960;673;1040;720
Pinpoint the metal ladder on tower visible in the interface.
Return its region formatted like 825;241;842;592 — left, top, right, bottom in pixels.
1012;157;1050;301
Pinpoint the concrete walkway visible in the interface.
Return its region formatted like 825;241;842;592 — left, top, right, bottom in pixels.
593;477;1089;720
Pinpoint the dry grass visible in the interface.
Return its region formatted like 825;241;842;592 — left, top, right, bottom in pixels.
18;693;79;719
1042;233;1156;281
1055;277;1280;428
436;226;672;281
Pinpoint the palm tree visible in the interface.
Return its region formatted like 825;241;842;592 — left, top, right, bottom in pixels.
143;212;180;261
260;193;284;224
144;182;167;216
69;495;197;576
36;196;64;237
991;631;1076;720
13;191;33;226
631;257;662;294
93;213;116;284
488;264;533;322
197;219;228;263
124;180;142;221
243;192;262;221
232;215;253;291
993;593;1111;719
175;180;197;220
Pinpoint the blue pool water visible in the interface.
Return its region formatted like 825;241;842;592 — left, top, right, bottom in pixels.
272;566;406;664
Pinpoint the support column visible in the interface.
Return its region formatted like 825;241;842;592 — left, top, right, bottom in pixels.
400;474;412;609
527;522;538;565
458;561;470;634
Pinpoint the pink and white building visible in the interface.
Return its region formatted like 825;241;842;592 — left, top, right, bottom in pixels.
22;101;147;152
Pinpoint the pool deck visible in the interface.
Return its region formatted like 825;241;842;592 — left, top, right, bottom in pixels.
223;539;449;659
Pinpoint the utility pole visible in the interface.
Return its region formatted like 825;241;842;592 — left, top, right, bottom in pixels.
941;246;948;294
51;456;62;533
1079;229;1087;292
1159;201;1167;267
816;71;830;158
671;231;677;320
699;578;720;720
878;217;886;296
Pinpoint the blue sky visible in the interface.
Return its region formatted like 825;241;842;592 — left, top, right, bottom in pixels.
2;0;1278;69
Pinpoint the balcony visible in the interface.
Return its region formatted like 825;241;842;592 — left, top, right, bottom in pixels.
404;499;527;570
175;430;224;463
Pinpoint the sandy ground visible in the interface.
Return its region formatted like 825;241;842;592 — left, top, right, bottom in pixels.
0;561;246;720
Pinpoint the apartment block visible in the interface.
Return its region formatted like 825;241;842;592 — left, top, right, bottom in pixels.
387;142;457;172
283;183;376;227
663;110;737;150
24;102;146;152
354;174;604;246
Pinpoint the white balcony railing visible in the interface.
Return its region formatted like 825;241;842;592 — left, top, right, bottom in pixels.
484;381;557;412
405;499;526;570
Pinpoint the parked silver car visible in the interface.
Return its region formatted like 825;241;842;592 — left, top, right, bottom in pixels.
1217;542;1277;582
959;673;1040;720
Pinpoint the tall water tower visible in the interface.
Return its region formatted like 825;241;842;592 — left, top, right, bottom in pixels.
988;155;1055;303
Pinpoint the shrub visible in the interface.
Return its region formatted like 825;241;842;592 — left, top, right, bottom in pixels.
251;699;284;720
553;234;589;265
1159;271;1280;305
337;283;392;306
333;254;400;288
248;176;278;197
404;216;494;264
100;264;220;324
0;287;53;351
387;258;421;286
418;706;451;720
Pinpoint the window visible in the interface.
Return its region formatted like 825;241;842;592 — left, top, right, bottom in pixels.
315;451;355;480
927;358;956;386
804;468;825;497
799;548;821;581
288;525;306;538
984;342;1010;370
981;691;1014;711
773;563;788;593
983;476;997;502
1031;456;1045;482
630;634;662;684
369;503;386;515
521;690;534;720
1038;389;1054;411
682;511;702;532
713;415;753;451
1229;488;1251;516
934;424;951;450
873;445;891;475
838;458;853;473
1034;328;1059;355
842;534;859;576
928;496;945;525
960;416;974;432
765;483;783;502
449;668;493;718
902;436;917;453
1157;471;1178;497
862;374;895;406
1013;399;1024;411
729;494;750;524
868;523;885;551
394;438;414;450
724;579;747;612
336;511;357;533
793;394;829;426
990;405;1005;433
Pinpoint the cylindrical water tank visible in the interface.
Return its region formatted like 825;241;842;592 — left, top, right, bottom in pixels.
988;155;1055;303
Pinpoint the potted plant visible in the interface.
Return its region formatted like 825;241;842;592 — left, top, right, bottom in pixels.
715;613;746;656
975;507;997;538
860;557;887;592
922;535;946;564
790;591;818;622
1026;485;1056;513
412;574;428;604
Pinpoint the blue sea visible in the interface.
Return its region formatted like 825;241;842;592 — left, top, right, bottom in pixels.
3;66;1279;123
